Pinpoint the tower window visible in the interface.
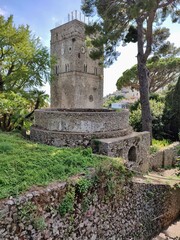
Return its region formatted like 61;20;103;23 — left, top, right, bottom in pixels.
78;53;81;58
65;64;70;72
56;33;58;41
72;38;76;42
84;64;87;73
94;67;97;75
55;65;58;75
89;95;94;102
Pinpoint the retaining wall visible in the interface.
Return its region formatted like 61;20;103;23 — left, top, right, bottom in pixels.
149;142;180;170
0;178;180;240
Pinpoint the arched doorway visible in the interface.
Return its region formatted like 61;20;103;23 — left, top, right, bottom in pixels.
128;146;137;162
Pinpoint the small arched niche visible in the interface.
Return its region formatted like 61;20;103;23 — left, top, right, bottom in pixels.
128;146;137;162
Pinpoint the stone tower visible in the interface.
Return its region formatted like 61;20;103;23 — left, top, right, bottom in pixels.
50;19;103;108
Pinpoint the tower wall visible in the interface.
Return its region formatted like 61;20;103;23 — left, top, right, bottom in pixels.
50;19;103;108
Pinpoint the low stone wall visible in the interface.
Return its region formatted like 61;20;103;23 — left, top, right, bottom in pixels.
33;109;130;133
149;142;180;170
30;127;132;148
0;178;180;240
30;109;133;148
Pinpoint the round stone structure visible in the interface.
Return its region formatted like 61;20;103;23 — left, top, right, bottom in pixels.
33;108;131;133
30;108;132;147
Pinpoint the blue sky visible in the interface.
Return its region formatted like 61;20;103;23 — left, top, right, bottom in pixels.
0;1;179;96
0;0;83;47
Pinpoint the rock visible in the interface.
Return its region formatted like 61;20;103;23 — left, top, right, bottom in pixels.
91;234;97;240
0;229;6;234
6;200;14;206
27;225;33;231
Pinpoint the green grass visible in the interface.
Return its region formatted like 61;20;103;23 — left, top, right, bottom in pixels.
150;139;171;154
0;132;110;199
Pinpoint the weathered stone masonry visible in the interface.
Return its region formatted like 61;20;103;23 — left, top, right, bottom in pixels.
31;108;150;173
30;18;151;175
149;142;180;170
50;19;103;109
0;178;180;240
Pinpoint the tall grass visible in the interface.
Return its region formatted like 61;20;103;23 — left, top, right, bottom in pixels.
0;132;109;199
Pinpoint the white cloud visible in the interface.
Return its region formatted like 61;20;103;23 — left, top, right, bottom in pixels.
0;7;7;16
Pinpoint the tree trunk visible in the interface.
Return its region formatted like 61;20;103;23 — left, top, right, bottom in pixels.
137;18;152;140
0;74;3;92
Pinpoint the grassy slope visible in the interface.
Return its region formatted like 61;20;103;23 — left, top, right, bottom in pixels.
0;132;109;199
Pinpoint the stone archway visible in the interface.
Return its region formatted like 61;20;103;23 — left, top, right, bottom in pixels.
128;146;137;162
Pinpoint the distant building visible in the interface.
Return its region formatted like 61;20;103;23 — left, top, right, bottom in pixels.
104;87;140;109
114;87;140;99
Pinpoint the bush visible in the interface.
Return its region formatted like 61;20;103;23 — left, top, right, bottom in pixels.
103;95;124;108
0;90;49;132
0;92;30;131
129;97;165;139
130;84;180;141
163;77;180;140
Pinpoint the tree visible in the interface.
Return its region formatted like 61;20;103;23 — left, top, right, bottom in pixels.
0;15;51;131
0;90;49;131
81;0;180;139
116;57;180;92
163;77;180;140
103;95;124;108
129;94;166;140
0;15;50;93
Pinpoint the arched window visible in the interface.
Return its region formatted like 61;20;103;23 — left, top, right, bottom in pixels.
94;67;97;75
67;64;70;71
65;64;70;72
55;33;58;41
55;65;58;75
84;64;87;72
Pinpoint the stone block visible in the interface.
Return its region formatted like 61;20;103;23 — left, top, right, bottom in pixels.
163;147;174;168
92;131;150;173
163;142;180;167
149;150;164;170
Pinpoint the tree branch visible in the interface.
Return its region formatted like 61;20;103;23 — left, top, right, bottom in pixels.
158;0;174;9
144;8;156;60
0;47;4;60
24;96;40;119
7;62;15;76
0;74;3;92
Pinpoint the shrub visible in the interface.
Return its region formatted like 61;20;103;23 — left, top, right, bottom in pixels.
129;97;165;139
163;77;180;141
0;90;49;132
149;139;171;155
103;95;124;108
